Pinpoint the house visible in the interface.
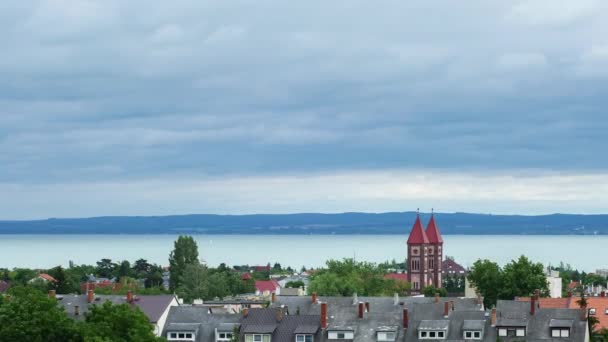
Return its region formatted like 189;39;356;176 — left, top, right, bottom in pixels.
252;265;271;273
255;280;280;297
0;280;9;293
494;299;587;340
54;289;178;336
30;273;57;283
520;291;608;333
546;269;563;298
271;293;485;341
442;258;466;276
242;273;252;281
240;307;321;342
162;306;241;342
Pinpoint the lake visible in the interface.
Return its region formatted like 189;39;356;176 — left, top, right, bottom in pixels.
0;234;605;271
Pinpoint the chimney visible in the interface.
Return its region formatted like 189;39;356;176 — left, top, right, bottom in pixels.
74;305;80;316
312;292;317;303
491;308;497;327
444;301;449;317
358;302;364;319
450;300;455;311
87;289;94;303
435;293;440;303
242;308;249;317
581;305;587;321
402;309;409;329
365;302;370;313
321;302;327;329
530;295;536;315
48;290;56;299
272;292;276;303
276;307;283;322
127;291;134;304
567;291;572;298
393;293;399;306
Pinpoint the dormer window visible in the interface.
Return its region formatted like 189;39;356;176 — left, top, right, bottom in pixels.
419;331;445;339
497;328;525;337
295;334;313;342
551;328;570;338
328;329;354;340
376;327;397;341
168;332;196;341
464;331;482;339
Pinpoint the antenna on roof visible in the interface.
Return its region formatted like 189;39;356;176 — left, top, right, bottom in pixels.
417;208;419;214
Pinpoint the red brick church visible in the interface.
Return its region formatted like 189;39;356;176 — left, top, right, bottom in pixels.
407;211;443;294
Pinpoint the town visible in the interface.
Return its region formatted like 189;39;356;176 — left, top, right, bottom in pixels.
1;214;607;341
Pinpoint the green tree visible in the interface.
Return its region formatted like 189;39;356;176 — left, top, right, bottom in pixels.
80;301;162;342
285;280;305;288
500;256;549;299
467;259;502;308
177;263;208;303
96;259;117;278
423;285;448;297
10;268;38;285
116;260;133;281
0;286;80;342
48;266;75;294
169;236;199;291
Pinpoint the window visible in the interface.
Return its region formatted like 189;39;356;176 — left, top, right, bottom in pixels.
420;332;427;338
377;332;396;341
245;335;271;342
429;332;436;338
419;331;445;340
516;328;525;337
605;308;608;315
437;331;444;338
411;259;420;271
168;332;196;341
218;332;233;341
464;331;482;340
589;308;597;315
498;329;507;337
296;334;313;342
337;333;345;339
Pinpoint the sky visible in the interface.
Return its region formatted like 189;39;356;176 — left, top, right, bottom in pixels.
1;0;608;219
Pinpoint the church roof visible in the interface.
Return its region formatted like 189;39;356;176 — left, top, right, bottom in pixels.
407;215;429;244
425;214;443;244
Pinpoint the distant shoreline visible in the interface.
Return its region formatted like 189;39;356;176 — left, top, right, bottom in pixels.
2;211;608;235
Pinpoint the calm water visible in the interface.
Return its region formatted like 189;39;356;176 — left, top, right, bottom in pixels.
0;234;606;271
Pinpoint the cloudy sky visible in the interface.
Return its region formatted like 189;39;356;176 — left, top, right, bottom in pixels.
2;0;608;219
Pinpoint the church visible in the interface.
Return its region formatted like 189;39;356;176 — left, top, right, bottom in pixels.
406;212;444;294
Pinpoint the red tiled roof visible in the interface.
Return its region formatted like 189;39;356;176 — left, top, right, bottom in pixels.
255;280;279;294
384;273;408;282
242;273;252;280
253;265;271;272
39;273;57;282
442;259;466;273
516;297;571;309
569;297;608;331
425;214;443;244
407;215;429;244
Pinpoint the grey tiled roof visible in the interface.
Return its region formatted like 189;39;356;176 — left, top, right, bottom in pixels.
57;294;176;323
418;319;450;330
162;306;241;342
240;308;321;342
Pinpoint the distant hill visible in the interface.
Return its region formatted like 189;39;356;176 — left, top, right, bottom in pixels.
1;212;607;235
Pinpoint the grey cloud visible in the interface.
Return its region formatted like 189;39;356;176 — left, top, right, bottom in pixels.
1;0;608;186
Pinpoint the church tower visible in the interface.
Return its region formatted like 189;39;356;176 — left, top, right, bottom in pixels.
407;211;444;294
425;212;444;289
406;213;430;294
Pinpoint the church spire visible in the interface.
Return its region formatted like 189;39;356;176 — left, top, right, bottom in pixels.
407;213;429;244
425;210;443;244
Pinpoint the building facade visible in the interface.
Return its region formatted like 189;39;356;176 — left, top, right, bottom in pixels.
407;213;443;293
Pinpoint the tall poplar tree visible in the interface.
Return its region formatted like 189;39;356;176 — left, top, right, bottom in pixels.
169;235;199;291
